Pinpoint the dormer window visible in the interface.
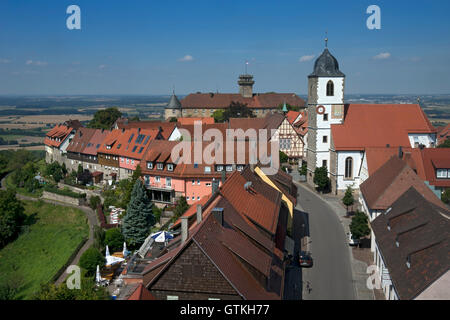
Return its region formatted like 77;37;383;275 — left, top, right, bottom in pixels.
395;236;399;248
406;256;411;269
436;169;449;179
216;165;223;172
326;80;334;96
204;166;211;173
106;145;111;150
167;163;174;171
157;163;163;170
237;165;244;172
226;165;233;172
147;162;153;169
387;221;391;231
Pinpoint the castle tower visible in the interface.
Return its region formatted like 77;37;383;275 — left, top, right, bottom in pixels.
306;45;346;187
164;91;182;120
238;74;255;98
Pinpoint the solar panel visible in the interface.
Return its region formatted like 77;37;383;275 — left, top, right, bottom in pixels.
132;146;137;152
143;136;150;145
138;147;144;154
128;133;135;143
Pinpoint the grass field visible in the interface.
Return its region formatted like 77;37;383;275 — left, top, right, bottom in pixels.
0;200;89;299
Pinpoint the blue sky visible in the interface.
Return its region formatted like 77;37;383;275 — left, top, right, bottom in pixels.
0;0;450;95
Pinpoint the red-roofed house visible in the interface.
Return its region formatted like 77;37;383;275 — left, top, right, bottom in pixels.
437;124;450;146
44;124;77;164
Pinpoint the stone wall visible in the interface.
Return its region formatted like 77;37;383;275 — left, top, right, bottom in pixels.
42;191;86;206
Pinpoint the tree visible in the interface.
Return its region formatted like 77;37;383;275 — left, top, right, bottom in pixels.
93;225;105;251
169;117;178;122
212;109;225;123
173;196;190;220
0;190;26;248
279;151;289;164
222;102;255;122
313;166;331;193
442;188;450;204
278;103;300;112
77;169;93;186
87;107;122;130
342;186;355;215
45;162;64;183
122;179;154;247
299;163;307;176
104;228;125;252
89;195;101;210
349;211;371;241
33;279;109;300
79;247;105;276
438;139;450;148
121;166;142;209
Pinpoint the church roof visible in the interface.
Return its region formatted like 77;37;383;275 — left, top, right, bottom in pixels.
167;93;182;109
309;48;345;78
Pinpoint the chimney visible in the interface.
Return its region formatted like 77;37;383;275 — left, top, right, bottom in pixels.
212;208;224;226
398;146;404;159
196;204;202;224
181;217;189;243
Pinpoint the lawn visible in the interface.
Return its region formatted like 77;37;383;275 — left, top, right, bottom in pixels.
0;200;89;299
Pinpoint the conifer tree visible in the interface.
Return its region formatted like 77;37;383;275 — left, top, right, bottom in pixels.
122;179;154;247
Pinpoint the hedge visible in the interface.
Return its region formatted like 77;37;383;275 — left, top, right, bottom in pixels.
43;185;87;199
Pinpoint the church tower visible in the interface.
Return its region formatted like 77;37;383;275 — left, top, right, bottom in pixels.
306;42;345;187
164;91;182;120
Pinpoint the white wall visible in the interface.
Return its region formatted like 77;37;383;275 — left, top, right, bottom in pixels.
317;77;345;106
336;151;363;191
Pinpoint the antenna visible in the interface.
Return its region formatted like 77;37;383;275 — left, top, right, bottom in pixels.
325;30;328;48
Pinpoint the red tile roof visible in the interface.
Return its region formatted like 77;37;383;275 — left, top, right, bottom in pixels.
181;93;305;109
83;129;111;156
171;196;210;229
331;104;436;151
419;148;450;188
66;127;97;154
177;117;215;125
437;124;450;145
98;128;162;160
44;125;74;148
286;111;301;125
360;156;448;211
116;120;176;140
127;283;155;300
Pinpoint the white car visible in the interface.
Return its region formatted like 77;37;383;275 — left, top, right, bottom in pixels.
348;232;360;246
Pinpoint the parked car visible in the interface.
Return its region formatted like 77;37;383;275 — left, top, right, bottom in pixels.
299;251;313;268
348;232;360;246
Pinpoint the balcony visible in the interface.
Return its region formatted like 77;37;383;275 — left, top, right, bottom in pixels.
145;181;173;191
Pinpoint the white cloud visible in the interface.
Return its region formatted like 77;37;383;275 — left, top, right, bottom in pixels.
26;60;48;66
178;55;194;62
98;64;106;69
0;58;11;64
299;55;315;62
373;52;391;60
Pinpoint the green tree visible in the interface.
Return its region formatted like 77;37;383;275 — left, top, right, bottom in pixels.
438;139;450;148
349;211;371;240
33;279;109;300
169;117;178;122
0;190;26;248
342;186;355;215
212;109;225;123
222;102;255;122
278;103;300;112
173;196;190;220
93;225;105;251
442;188;450;204
104;228;125;252
122;179;154;247
89;195;102;210
299;163;307;176
279;151;289;164
313;166;331;193
79;247;105;276
87;107;122;130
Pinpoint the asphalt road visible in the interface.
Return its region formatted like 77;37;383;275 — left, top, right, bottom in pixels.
296;182;356;300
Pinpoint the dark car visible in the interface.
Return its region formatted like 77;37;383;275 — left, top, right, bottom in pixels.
299;251;313;268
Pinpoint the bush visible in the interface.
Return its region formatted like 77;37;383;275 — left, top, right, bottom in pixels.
79;247;105;276
299;163;307;176
0;190;26;248
43;185;86;199
350;211;370;240
442;188;450;204
314;166;331;193
89;196;102;210
104;228;125;253
279;151;289;164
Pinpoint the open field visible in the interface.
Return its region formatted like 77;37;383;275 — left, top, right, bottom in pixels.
0;145;45;151
0;115;93;130
0;200;89;300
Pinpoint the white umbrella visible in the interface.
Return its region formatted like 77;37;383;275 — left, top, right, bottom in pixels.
95;265;101;283
122;242;127;257
106;255;125;266
105;245;110;257
150;231;174;243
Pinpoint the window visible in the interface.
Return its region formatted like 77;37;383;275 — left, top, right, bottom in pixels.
167;296;179;300
226;165;233;172
326;80;334;96
126;159;129;164
345;157;353;179
144;176;150;185
437;169;448;179
280;138;291;150
323;113;328;121
322;160;327;168
323;136;328;143
157;163;163;170
166;177;172;187
216;165;223;172
204;166;211;173
206;183;211;187
197;196;200;200
147;162;153;169
197;179;200;185
192;180;195;185
237;165;244;171
155;176;160;183
167;163;174;171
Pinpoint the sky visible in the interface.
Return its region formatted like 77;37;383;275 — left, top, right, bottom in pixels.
0;0;450;95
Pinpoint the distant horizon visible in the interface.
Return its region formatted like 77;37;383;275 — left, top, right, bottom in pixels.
0;93;449;97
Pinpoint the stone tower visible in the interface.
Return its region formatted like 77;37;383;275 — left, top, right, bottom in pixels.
238;74;255;98
164;91;182;120
306;47;346;187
